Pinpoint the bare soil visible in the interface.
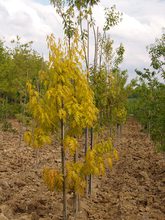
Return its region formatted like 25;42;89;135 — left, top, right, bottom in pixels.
0;118;164;220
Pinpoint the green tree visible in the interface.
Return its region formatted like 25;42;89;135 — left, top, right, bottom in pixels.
0;37;45;102
130;32;165;151
147;30;165;78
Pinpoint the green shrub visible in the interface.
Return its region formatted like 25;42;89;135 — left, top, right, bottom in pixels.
1;120;17;133
0;99;21;120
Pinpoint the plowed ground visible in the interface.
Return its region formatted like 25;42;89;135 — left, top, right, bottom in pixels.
0;118;164;220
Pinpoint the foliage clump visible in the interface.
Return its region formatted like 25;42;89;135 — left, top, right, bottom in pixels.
24;33;98;147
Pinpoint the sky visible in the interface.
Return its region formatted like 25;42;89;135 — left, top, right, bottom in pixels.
0;0;164;80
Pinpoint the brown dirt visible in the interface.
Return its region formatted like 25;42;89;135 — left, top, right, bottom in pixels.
0;118;164;220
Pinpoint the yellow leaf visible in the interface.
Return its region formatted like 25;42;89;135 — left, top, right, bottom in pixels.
24;131;31;145
107;157;113;169
113;149;119;161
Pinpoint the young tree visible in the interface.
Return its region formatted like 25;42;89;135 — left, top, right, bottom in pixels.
130;32;165;151
24;33;119;219
50;0;122;196
0;37;45;118
147;30;165;79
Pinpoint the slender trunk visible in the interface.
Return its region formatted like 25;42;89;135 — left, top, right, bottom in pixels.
148;120;151;139
61;101;67;220
148;110;151;139
99;31;106;70
5;96;8;120
120;124;122;138
109;107;113;136
79;11;88;69
89;127;94;196
95;27;99;71
73;150;78;219
116;123;120;140
88;26;98;196
85;127;88;196
84;21;90;196
19;95;26;148
101;110;104;125
87;21;90;79
18;102;23;148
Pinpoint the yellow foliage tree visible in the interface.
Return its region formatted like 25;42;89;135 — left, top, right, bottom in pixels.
24;33;118;219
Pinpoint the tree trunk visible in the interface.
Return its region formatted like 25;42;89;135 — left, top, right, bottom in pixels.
61;101;67;220
85;127;88;196
120;124;122;137
89;127;94;196
84;20;90;196
116;123;120;140
73;150;78;218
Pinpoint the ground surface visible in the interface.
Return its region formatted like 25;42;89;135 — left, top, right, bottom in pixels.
0;118;164;220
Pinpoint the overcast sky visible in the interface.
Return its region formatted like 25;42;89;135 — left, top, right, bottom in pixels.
0;0;164;80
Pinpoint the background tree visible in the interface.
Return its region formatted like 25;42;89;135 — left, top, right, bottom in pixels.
147;30;165;78
0;37;45;120
128;32;165;151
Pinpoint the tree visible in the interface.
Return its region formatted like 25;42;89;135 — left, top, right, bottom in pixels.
90;36;129;137
24;34;118;219
130;32;165;151
0;37;45;107
147;30;165;79
50;0;122;196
